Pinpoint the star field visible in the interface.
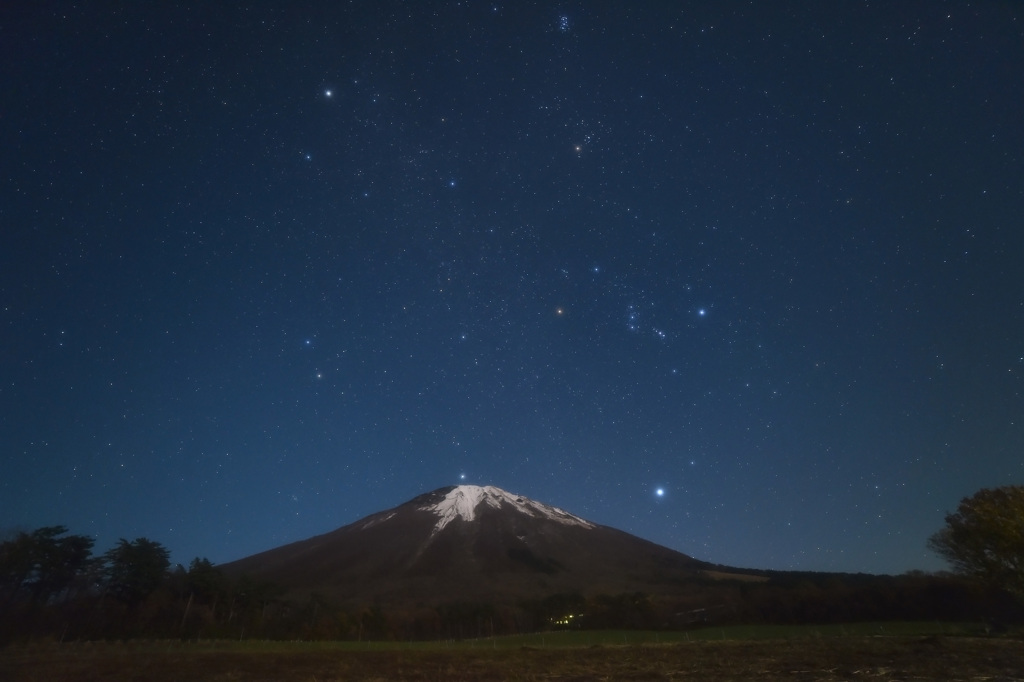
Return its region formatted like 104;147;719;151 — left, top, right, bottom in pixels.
1;2;1022;575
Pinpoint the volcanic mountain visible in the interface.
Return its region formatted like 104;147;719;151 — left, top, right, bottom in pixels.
224;485;720;606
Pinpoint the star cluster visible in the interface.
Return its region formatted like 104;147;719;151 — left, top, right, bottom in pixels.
1;3;1022;574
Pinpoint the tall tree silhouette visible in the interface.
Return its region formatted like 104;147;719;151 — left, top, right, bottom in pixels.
0;526;94;604
102;538;170;607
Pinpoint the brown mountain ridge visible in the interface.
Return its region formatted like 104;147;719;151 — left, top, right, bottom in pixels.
223;485;738;607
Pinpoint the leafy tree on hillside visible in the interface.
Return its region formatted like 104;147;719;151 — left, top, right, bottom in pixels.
929;485;1024;599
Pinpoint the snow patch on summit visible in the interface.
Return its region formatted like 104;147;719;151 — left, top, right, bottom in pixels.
421;485;594;535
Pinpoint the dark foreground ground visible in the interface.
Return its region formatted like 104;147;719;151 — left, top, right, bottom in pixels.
2;635;1022;682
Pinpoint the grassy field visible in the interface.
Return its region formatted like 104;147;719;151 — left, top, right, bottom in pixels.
2;623;1021;681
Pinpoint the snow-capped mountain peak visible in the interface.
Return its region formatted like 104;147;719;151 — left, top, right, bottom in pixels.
420;485;595;535
223;484;708;608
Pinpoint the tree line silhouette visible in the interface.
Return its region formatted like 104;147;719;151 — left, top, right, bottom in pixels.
2;525;1019;643
0;525;281;642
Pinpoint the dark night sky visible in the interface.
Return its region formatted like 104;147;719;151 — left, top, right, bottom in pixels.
2;2;1022;575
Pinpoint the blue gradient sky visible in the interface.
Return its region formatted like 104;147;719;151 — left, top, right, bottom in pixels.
2;2;1022;575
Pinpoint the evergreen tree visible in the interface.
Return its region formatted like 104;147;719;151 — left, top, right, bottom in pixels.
102;537;171;607
0;526;94;604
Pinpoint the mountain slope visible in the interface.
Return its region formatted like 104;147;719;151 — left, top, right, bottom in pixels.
223;485;712;606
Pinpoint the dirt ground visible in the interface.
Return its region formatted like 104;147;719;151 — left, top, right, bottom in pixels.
1;635;1022;681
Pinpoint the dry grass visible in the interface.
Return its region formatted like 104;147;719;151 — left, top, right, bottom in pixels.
2;634;1022;681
